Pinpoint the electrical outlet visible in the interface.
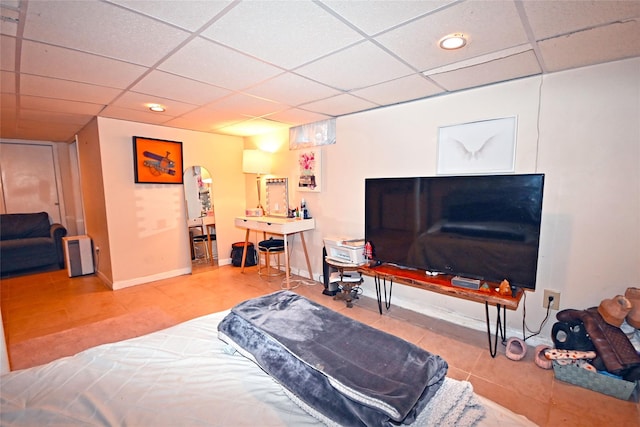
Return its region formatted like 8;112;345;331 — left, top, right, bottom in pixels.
543;289;560;310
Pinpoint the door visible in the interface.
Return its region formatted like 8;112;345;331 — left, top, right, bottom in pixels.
0;142;62;223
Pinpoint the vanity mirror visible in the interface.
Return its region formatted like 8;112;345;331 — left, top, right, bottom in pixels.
265;177;289;217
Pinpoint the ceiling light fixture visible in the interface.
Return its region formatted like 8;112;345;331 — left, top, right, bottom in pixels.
147;103;165;112
439;33;467;50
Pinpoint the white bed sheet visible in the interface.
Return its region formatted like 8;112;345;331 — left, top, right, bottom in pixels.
0;311;536;426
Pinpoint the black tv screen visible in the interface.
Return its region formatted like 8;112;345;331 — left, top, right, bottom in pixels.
364;174;545;290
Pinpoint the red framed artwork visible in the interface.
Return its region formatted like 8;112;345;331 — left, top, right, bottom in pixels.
132;136;184;184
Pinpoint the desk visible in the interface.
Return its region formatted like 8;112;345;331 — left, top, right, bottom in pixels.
235;217;315;289
188;216;216;264
358;263;524;358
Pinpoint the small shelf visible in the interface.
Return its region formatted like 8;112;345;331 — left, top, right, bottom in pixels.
358;263;523;309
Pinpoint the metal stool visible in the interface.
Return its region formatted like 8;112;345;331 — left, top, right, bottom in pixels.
191;235;209;261
192;232;216;261
258;238;286;279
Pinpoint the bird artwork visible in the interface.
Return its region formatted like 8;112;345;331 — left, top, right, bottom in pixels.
450;134;500;161
437;117;516;174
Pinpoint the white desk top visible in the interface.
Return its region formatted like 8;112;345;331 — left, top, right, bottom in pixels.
235;216;312;224
235;216;315;234
188;215;215;227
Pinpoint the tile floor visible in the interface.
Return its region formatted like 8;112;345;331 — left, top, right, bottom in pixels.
1;265;638;426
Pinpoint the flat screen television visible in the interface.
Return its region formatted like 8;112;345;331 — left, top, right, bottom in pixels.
364;174;545;290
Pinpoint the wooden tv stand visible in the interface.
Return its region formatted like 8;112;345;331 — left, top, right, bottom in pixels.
358;263;525;358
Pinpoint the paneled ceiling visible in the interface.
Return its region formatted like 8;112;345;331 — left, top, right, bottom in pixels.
1;0;639;142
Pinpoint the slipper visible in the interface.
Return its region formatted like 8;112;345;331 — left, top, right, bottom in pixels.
575;359;597;372
555;359;597;372
544;348;596;360
534;345;552;369
505;337;527;361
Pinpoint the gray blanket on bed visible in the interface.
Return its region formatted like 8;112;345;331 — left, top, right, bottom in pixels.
217;291;448;426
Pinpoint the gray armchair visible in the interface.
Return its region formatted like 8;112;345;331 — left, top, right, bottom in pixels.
0;212;68;275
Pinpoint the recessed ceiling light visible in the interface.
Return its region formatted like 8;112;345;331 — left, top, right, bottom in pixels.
439;33;467;50
147;103;165;112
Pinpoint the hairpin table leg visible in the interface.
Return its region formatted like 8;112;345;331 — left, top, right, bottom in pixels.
374;275;393;315
485;302;507;358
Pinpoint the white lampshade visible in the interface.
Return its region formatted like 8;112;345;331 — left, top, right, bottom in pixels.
242;149;271;175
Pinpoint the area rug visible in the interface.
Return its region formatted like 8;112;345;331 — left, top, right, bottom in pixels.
9;307;177;370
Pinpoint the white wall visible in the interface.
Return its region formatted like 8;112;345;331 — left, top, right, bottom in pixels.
265;58;639;345
77;118;113;283
81;117;247;289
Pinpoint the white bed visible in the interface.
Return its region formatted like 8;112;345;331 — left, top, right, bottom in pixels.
0;309;536;426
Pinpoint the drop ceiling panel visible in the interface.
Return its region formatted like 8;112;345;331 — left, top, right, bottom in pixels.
375;0;529;72
0;35;16;71
23;0;191;66
295;41;416;91
0;93;16;110
163;115;218;133
522;0;640;40
0;111;16;130
169;105;244;129
0;3;19;36
131;71;232;105
21;41;147;88
20;75;121;105
109;0;233;31
429;50;541;92
99;105;175;125
158;37;282;90
204;93;286;118
162;117;211;133
351;74;444;106
265;108;331;127
14;119;79;141
200;1;364;69
245;72;342;107
19;95;104;116
1;71;15;93
19;108;94;126
322;0;454;36
539;20;640;72
110;91;197;116
301;93;378;116
217;117;290;137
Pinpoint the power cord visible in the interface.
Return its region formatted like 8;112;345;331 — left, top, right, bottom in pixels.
522;292;552;341
279;276;317;290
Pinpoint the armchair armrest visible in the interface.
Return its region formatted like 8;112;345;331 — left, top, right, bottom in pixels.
50;223;68;268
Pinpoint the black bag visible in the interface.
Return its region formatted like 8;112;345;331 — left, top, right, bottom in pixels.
551;320;595;351
231;242;256;267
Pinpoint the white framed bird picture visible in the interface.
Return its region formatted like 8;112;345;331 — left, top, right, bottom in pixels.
437;116;517;175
